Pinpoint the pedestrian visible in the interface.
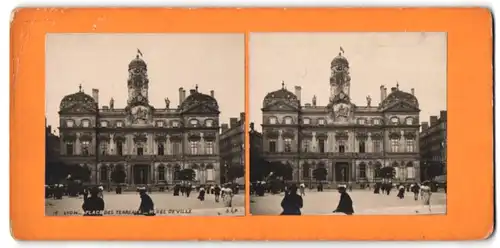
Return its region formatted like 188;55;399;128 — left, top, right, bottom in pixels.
280;184;302;215
411;183;420;201
348;183;353;192
82;187;105;216
198;186;206;202
137;187;155;216
420;181;432;212
299;183;306;196
386;183;392;195
98;185;104;198
397;184;405;199
373;183;380;194
223;184;234;208
214;184;221;202
333;185;354;215
210;185;215;195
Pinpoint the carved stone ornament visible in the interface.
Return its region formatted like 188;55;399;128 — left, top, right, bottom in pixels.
370;132;383;140
335;131;349;140
316;132;328;139
265;129;280;139
188;131;201;140
282;129;295;138
133;133;148;143
389;131;401;140
154;133;167;142
62;133;77;142
169;133;183;141
98;133;111;142
356;132;368;140
113;133;126;142
203;132;217;141
301;132;313;139
79;132;93;141
403;131;416;140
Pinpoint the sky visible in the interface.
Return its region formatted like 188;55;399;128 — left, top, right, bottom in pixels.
46;33;244;134
249;32;447;131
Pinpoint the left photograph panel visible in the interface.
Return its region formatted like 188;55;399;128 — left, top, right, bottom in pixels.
45;33;246;216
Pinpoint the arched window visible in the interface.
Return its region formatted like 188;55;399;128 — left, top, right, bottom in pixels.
81;119;91;127
406;162;415;179
173;165;181;180
405;117;414;125
374;162;382;178
158;165;165;181
302;118;311;125
66;119;74;127
190;119;199;127
206;164;215;181
284;116;293;125
205;119;214;127
390;117;399;125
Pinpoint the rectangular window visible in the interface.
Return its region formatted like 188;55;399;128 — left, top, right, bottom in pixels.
358;141;366;153
100;142;108;155
157;143;164;155
172;142;180;155
359;165;367;178
137;147;144;156
407;167;415;179
205;142;214;155
339;144;345;153
390;139;399;152
374;119;381;125
269;140;276;153
66;143;74;155
157;121;164;127
319;139;325;153
81;141;90;155
406;140;415;152
116;141;123;155
318;119;325;125
302;140;310;152
373;140;381;153
190;141;199;155
284;138;292;152
116;121;123;128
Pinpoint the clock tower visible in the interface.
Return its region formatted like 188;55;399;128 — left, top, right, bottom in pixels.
328;48;353;123
126;51;153;125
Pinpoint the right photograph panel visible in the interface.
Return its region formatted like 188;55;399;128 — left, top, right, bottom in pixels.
249;32;447;216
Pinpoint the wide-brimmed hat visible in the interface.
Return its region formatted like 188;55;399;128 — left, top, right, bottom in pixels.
337;184;347;189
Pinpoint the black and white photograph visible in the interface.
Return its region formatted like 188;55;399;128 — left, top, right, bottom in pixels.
249;32;447;215
45;33;245;216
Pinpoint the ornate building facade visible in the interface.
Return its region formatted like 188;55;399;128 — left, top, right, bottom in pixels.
58;52;221;186
260;50;421;185
219;112;245;184
419;111;447;181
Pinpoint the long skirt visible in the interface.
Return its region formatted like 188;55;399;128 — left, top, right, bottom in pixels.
223;195;233;207
422;193;431;205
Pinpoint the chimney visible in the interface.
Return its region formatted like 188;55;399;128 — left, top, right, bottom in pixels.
182;90;186;101
421;122;429;131
250;122;255;131
411;88;415;95
384;87;387;99
190;89;196;95
240;112;245;122
92;89;99;104
179;87;185;104
380;85;386;102
210;90;214;98
391;87;397;93
440;110;447;121
221;124;229;132
294;86;302;101
430;116;438;126
230;118;238;129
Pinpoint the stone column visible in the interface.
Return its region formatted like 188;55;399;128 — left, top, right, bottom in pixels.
367;134;372;153
75;133;81;155
166;135;171;155
278;131;284;152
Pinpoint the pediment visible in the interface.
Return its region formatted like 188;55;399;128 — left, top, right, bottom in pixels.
182;103;220;114
262;100;299;112
383;101;420;112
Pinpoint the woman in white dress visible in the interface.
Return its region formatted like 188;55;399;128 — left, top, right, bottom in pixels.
420;182;432;212
222;186;234;208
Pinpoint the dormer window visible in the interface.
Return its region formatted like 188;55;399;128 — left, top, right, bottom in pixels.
405;117;414;125
156;121;164;127
190;119;199;126
359;119;366;125
82;120;90;127
303;118;310;125
269;117;277;124
284;117;293;125
390;117;399;125
116;121;123;128
318;119;326;125
172;121;179;128
66;120;74;128
100;121;108;127
374;119;381;125
206;119;213;127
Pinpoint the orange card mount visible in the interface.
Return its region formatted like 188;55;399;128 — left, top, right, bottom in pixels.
10;8;493;240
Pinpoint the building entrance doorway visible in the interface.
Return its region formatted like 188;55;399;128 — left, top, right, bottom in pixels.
335;162;349;182
133;164;150;184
